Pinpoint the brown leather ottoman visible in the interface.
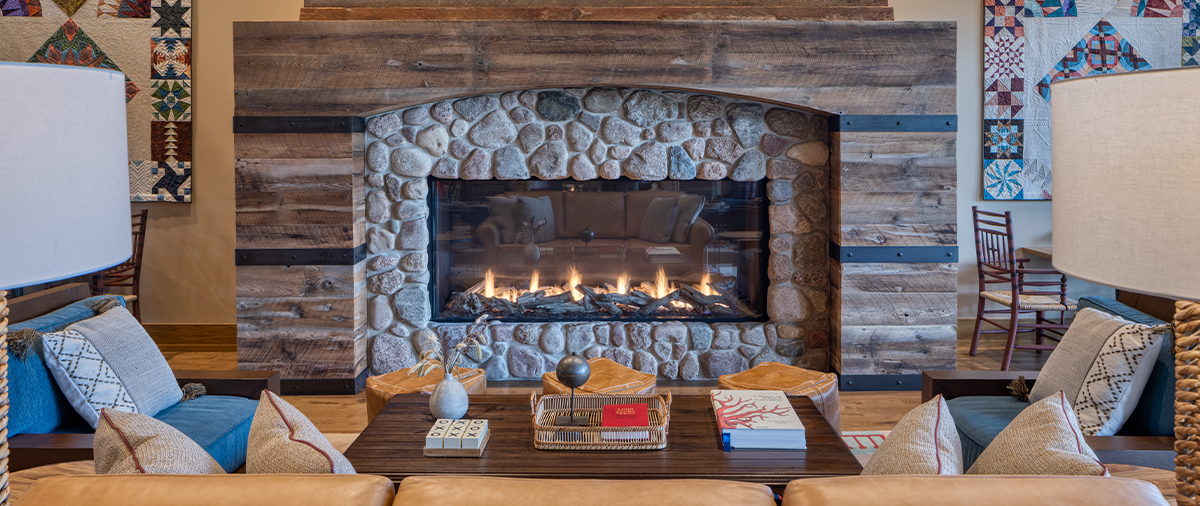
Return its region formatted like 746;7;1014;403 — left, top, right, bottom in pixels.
366;367;486;423
542;357;655;395
718;362;841;433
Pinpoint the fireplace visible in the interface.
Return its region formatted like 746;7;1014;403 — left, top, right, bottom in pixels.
430;179;768;322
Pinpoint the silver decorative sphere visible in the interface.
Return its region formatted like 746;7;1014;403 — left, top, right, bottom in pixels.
556;353;591;389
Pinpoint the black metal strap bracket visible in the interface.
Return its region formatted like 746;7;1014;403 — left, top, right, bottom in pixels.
235;244;368;266
233;116;365;134
830;115;957;132
830;244;958;263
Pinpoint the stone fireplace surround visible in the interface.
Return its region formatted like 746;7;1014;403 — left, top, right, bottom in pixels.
233;6;958;393
363;87;832;380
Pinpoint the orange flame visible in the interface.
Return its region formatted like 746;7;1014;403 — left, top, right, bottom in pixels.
484;269;495;298
529;270;539;293
700;272;714;296
655;266;670;299
568;266;582;302
617;272;630;294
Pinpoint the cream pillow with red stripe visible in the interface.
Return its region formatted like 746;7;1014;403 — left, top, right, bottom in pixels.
861;394;962;475
967;391;1109;476
248;390;356;474
94;408;224;474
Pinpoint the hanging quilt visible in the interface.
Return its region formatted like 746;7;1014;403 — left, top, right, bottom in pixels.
1;0;193;202
983;0;1197;200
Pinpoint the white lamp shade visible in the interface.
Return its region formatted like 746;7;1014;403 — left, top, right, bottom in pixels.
1050;68;1200;301
0;63;132;290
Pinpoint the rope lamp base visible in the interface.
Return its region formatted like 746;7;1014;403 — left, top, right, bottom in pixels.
1175;300;1200;506
0;290;10;506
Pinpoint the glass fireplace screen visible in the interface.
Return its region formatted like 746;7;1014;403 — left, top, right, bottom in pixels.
430;178;767;322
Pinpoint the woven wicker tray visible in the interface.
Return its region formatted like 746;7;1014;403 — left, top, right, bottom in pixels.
530;392;671;450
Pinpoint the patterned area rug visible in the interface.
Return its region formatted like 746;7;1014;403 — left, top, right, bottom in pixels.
841;430;889;466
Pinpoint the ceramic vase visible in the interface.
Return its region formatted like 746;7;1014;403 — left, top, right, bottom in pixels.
430;372;469;420
523;242;541;263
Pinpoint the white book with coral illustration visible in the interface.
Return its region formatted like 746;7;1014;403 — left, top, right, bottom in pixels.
710;389;805;450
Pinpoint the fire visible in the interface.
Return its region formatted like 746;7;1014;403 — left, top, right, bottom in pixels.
617;272;630;294
700;272;714;296
567;266;582;302
529;270;539;293
484;269;495;298
655;267;670;299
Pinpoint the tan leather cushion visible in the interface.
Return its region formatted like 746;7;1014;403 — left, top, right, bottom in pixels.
543;357;655;395
366;366;486;423
718;362;841;433
396;476;775;506
17;474;396;506
563;191;626;238
781;475;1169;506
10;460;96;503
625;191;682;239
509;191;565;237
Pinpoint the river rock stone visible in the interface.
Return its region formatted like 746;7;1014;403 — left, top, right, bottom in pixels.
682;138;705;160
740;324;766;345
583;346;604;360
668;146;696;180
770;205;809;235
769;253;793;283
450;119;469;137
609;146;631;160
610;323;626;347
687;323;713;350
600;116;640;146
367;113;402;139
518;124;544;153
767;158;800;179
628;323;651;350
510;107;534;124
712;118;733;137
796;232;828;269
623;90;674;127
738;345;760;359
369;254;399;272
659;361;679;380
796;349;829;372
430;102;454;124
566;324;594;354
449;139;471;160
491;323;515;343
402;106;430;125
509;346;546;378
654;322;688;344
672;344;687;361
603;348;633;368
633;351;657;375
765;108;811;138
569;155;597;180
396;200;427;222
546;124;563;141
367;141;389;172
776;337;804;358
369;296;393;331
385;133;406;147
656;121;692;143
713;325;738;349
768;180;793;202
588;140;607;164
598;160;621;179
401;179;427;200
593;325;610;346
579;112;601;131
398;219;429;250
519;91;537;109
514;324;541;346
767;284;810;323
798;190;828;223
726;103;763;147
808;329;830;349
367;191;390;224
400;252;427;272
461;149;492;180
680;353;700;379
583;88;622;113
411;328;436;355
530;142;569;179
761;134;789;157
370;333;415;375
730;151;766;181
391;147;433;177
368;229;394;255
693;121;712;137
369;270;404;295
700;351;747;377
537;91;581;121
697;162;728;180
653;341;672;361
625;142;667;180
566;122;592;152
810;114;828;139
770;234;793;254
493;146;529;180
432;158;458;179
808;289;829;313
483;356;509;380
794;269;829;288
540;325;565;354
500;92;519;110
705;138;743;164
392;285;430;327
367;174;385;188
787;141;830;166
400;127;417;143
469;110;518;149
453;95;497;122
687;95;723;120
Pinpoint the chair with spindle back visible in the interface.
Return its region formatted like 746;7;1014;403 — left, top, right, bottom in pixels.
90;210;148;321
970;206;1076;370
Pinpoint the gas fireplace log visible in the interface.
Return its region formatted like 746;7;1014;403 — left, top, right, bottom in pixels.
575;284;622;315
533;292;574;305
627;290;656;305
537;302;585;315
596;293;653;306
678;285;735;315
481;295;522;314
638;290;681;314
517;290;545;305
711;284;755;317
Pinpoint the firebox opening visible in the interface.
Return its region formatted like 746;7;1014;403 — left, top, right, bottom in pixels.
430;178;768;322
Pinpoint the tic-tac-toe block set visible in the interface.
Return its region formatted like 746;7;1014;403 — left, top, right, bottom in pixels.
426;419;488;450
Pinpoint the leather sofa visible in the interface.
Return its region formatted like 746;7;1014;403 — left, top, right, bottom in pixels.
781;475;1169;506
476;190;715;265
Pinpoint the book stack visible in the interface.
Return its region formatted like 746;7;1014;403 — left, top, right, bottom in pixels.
710;390;806;450
644;246;682;263
600;403;650;441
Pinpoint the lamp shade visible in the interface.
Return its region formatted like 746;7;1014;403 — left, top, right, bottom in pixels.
0;63;131;290
1050;68;1200;301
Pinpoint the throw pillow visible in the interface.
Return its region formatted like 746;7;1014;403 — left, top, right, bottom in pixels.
669;193;706;243
94;408;225;474
516;195;556;243
861;394;962;475
1028;308;1169;435
967;391;1109;476
248;390;356;474
41;306;183;428
638;197;679;244
486;195;520;244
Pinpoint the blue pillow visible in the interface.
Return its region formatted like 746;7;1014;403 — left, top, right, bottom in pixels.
7;296;125;435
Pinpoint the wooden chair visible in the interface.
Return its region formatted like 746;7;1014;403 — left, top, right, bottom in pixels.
969;206;1076;370
90;210;148;321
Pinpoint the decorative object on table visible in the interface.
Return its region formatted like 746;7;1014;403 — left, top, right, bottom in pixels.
0;62;132;506
542;356;655;396
860;395;961;476
644;246;682;264
600;403;649;442
364;365;486;424
248;390;356;474
717;362;841;434
515;215;546;264
424;419;490;457
1049;67;1200;504
981;0;1195;200
579;226;594;251
531;392;670;450
710;390;806;451
0;1;195;202
554;352;591;426
411;314;490;420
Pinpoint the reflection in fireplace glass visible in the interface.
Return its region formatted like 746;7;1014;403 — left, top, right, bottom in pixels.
430;178;767;322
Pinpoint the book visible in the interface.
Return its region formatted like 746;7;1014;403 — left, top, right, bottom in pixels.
710;390;806;450
600;403;650;441
644;246;682;263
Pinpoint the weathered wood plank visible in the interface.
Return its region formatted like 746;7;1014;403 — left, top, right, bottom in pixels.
234;133;359;159
832;158;956;193
237;297;358;330
839;325;957;375
837;224;957;247
830;190;955;226
836;263;957;293
236;159;358;192
836;292;956;326
236;265;357;298
352;136;367;248
300;6;894;21
304;0;890;7
830;285;843;374
238;360;357;379
235;224;355;249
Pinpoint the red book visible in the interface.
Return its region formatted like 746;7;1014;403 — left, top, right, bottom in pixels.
600;403;650;441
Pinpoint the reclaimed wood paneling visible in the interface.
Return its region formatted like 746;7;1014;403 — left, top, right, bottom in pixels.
234;132;360;159
235;159;360;250
304;0;890;7
839;325;957;375
299;6;895;21
838;224;957;247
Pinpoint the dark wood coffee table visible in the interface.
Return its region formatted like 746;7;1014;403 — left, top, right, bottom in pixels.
344;393;861;494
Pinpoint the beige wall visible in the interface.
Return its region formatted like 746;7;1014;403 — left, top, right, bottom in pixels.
134;0;303;323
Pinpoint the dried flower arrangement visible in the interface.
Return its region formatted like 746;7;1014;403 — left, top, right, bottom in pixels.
409;314;491;379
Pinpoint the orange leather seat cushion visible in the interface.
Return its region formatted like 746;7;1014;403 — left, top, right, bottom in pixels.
397;476;775;506
718;362;841;433
366;367;487;423
781;475;1169;506
17;474;396;506
543;357;655;395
